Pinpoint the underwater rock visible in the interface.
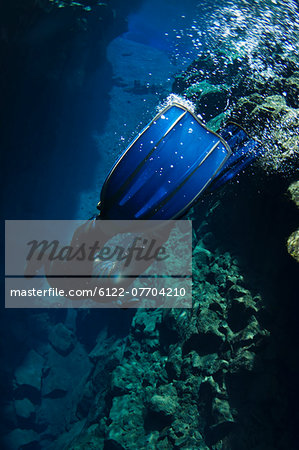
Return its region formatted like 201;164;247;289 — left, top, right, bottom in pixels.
48;322;75;356
227;284;250;300
14;398;35;420
107;394;145;447
231;315;269;349
283;72;299;108
110;364;138;395
287;229;299;263
287;180;299;263
229;349;257;373
148;392;178;418
36;341;93;440
188;351;225;375
182;80;230;121
76;380;94;419
197;89;230;122
193;245;213;267
51;334;126;450
14;349;44;392
227;296;257;333
229;94;283;129
1;402;18;431
288;180;299;208
165;344;183;380
41;342;92;398
173;47;299;176
201;231;217;250
66;265;270;449
60;423;103;450
210;397;235;430
173;52;244;93
226;286;258;333
227;94;299;173
169;419;208;449
183;330;224;357
88;327;109;361
3;428;39;450
58;32;299;450
161;309;190;344
230;94;297;131
131;309;161;340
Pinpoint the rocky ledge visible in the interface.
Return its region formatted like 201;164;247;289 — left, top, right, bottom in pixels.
287;180;299;263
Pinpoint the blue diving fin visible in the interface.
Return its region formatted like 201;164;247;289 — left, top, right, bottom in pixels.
98;102;231;220
97;103;261;220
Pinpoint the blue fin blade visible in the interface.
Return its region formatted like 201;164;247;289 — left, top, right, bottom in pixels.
210;123;263;190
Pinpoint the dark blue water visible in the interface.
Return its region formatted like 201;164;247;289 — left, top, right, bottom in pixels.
1;2;195;447
1;0;197;222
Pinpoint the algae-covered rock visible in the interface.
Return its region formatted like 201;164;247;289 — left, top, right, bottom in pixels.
251;94;288;120
66;242;271;449
193;245;213;266
230;94;294;131
173;45;299;175
208;401;235;446
231;315;269;348
287;229;299;263
283;72;299;108
227;296;257;333
107;394;145;447
165;344;183;380
211;397;234;428
229;349;257;373
148;392;178;418
287;180;299;263
288;180;299;208
61;25;298;450
229;93;299;172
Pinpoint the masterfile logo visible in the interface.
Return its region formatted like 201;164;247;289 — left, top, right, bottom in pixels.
5;220;192;308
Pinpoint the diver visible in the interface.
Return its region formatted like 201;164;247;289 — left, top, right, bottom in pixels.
25;100;261;306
